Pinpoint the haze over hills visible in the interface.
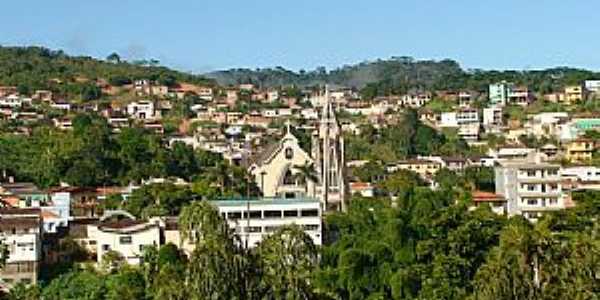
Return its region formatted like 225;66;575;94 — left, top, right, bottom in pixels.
207;57;600;94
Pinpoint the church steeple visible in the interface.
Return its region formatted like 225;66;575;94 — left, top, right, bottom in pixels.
313;85;347;212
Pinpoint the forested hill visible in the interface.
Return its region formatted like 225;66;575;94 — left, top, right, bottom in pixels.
208;57;600;97
207;57;463;89
0;46;215;96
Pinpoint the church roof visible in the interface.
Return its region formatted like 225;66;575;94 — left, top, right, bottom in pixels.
250;142;283;167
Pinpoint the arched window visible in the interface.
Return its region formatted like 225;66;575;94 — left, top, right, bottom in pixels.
283;169;295;185
285;147;293;159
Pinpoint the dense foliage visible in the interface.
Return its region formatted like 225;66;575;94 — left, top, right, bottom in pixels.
0;113;253;197
344;109;474;163
314;189;600;299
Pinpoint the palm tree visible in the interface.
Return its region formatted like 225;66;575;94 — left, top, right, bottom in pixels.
292;163;319;197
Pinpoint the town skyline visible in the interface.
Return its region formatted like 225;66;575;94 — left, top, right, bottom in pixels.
3;0;600;72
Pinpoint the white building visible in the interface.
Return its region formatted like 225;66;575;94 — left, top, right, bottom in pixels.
495;161;566;222
483;107;503;127
198;87;213;101
0;208;42;288
400;93;432;108
0;95;23;108
212;198;322;248
88;213;160;266
584;80;600;93
561;166;600;191
126;100;156;120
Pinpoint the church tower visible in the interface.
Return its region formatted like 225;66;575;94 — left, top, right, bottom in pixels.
312;86;347;211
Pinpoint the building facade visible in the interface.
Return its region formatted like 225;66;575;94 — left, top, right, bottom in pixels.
0;208;42;289
495;162;565;221
212;198;322;248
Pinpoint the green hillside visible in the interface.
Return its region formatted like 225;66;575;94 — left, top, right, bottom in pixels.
0;46;215;99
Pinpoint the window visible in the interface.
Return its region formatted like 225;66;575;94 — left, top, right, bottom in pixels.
228;212;242;220
547;169;558;176
527;170;536;177
264;210;282;218
102;244;110;251
527;185;536;191
527;199;538;205
244;226;262;233
119;236;132;245
303;224;319;231
285;148;293;159
243;210;262;219
88;240;97;245
549;198;558;205
283;170;295;185
265;226;279;233
301;209;319;217
284;210;299;217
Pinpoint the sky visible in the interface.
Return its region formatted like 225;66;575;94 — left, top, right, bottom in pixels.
1;0;599;73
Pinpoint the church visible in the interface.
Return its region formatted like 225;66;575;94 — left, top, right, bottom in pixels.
248;88;347;211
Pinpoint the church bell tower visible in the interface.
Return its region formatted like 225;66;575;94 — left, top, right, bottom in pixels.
312;86;347;211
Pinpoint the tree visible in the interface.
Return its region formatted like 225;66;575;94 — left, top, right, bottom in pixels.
257;225;319;299
106;52;121;63
42;270;107;300
105;266;146;300
292;163;319;195
179;201;250;299
101;250;125;272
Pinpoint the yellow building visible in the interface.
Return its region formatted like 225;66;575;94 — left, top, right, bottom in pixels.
564;138;596;162
386;159;442;179
564;85;586;105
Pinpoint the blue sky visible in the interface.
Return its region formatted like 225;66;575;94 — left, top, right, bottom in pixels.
1;0;599;73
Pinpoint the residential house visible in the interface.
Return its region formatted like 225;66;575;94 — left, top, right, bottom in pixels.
584;80;600;94
47;187;99;219
507;86;533;106
400;92;432;108
386;159;442;179
88;211;160;266
0;95;23;108
561;166;600;191
126;100;156;120
471;191;507;215
564;138;596;162
564;85;586;104
349;182;375;198
0;208;42;288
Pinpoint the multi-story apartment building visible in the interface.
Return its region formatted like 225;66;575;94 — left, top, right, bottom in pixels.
489;82;513;106
0;208;43;288
212;198;322;248
489;82;533;106
495;161;565;221
507;86;533;106
564;138;596;162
